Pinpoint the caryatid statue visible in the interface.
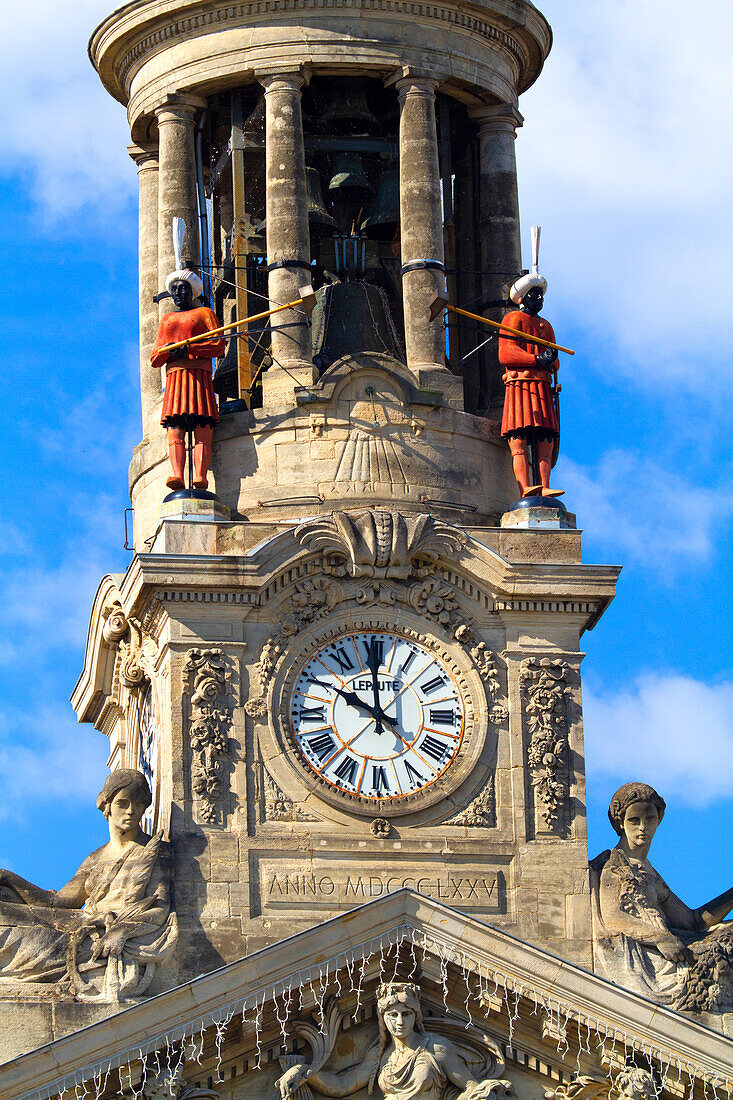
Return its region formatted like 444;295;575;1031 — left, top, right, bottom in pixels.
151;221;225;493
499;228;563;500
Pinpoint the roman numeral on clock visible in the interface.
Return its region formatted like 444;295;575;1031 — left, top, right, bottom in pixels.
404;760;427;787
372;766;390;794
363;638;385;665
333;756;358;785
300;705;326;722
420;734;450;763
420;674;446;696
329;646;354;674
306;732;337;761
429;708;456;725
399;649;417;674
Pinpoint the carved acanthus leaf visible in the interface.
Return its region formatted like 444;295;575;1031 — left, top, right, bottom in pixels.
520;657;571;834
447;775;496;828
263;767;319;822
296;509;466;580
103;600;147;690
546;1078;610;1100
185;649;233;824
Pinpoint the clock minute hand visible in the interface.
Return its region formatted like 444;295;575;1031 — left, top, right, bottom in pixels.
366;641;385;734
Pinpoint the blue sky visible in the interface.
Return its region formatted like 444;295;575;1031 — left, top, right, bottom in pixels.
0;0;731;914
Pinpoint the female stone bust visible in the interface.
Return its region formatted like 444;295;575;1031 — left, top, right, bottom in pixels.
277;982;509;1100
591;781;733;1013
0;769;177;1003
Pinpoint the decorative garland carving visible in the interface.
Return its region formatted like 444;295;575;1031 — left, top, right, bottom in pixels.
185;649;232;824
245;578;343;722
546;1078;609;1100
520;657;571;832
296;509;466;580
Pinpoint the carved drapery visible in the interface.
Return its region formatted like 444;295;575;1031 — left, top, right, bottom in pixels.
184;649;233;823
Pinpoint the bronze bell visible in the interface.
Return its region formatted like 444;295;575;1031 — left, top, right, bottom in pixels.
256;167;337;236
318;78;380;135
311;282;404;369
361;168;399;239
328;152;372;195
241;94;265;144
305;167;337;234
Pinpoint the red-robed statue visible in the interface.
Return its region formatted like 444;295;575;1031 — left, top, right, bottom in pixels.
499;230;563;500
151;240;225;492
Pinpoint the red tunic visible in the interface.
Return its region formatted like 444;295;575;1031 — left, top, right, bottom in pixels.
151;307;225;429
499;310;559;438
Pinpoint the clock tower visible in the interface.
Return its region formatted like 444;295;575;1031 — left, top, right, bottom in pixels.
72;0;620;992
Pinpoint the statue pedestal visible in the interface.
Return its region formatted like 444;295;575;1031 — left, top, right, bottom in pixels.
159;489;231;524
501;496;576;531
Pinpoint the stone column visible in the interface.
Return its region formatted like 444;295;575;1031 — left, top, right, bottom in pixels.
260;71;314;397
392;74;460;403
469;103;523;414
129;143;160;440
155;95;203;310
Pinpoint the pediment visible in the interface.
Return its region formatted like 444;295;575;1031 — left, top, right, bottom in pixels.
3;891;730;1100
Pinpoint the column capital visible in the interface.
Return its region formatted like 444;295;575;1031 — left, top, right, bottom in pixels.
385;67;443;96
154;93;207;125
257;68;309;92
469;102;524;135
128;143;158;172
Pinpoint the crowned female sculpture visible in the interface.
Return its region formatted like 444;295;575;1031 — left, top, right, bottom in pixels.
591;782;733;1016
0;770;177;1003
276;982;512;1100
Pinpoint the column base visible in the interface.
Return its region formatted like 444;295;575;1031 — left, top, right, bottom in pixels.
414;366;464;410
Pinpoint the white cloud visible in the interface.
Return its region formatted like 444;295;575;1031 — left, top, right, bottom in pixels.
518;0;733;390
556;449;733;572
584;673;733;806
0;703;108;820
0;0;133;216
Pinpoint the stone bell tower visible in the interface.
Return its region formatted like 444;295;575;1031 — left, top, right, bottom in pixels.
74;0;619;996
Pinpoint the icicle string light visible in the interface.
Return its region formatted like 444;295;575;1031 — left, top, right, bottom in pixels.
20;924;732;1100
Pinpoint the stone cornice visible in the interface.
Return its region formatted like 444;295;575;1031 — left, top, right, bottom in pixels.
89;0;551;108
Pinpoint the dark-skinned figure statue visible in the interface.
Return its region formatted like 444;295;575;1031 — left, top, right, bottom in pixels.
499;228;563;500
150;228;225;493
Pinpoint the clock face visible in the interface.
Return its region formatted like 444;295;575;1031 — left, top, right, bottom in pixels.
290;631;465;801
137;684;157;832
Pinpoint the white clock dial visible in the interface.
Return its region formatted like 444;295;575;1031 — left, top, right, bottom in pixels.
290;631;465;801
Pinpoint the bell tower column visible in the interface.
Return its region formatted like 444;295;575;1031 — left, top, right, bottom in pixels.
155;95;203;310
260;70;314;398
469;102;523;414
391;73;461;405
128;143;160;441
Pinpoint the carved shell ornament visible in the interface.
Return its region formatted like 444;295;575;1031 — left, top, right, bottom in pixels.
295;509;466;579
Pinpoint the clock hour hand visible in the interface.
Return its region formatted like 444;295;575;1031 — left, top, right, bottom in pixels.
311;679;377;718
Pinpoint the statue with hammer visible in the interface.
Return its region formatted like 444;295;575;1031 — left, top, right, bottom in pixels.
499;227;563;499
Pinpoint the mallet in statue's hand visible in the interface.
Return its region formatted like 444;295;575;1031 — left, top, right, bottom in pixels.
429;296;575;356
159;285;317;356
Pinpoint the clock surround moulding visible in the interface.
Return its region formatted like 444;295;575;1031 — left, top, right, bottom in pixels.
262;613;494;823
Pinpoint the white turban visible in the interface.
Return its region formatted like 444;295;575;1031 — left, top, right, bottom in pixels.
165;268;204;299
510;272;547;304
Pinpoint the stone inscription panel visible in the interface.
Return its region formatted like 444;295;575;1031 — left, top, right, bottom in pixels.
252;854;510;915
